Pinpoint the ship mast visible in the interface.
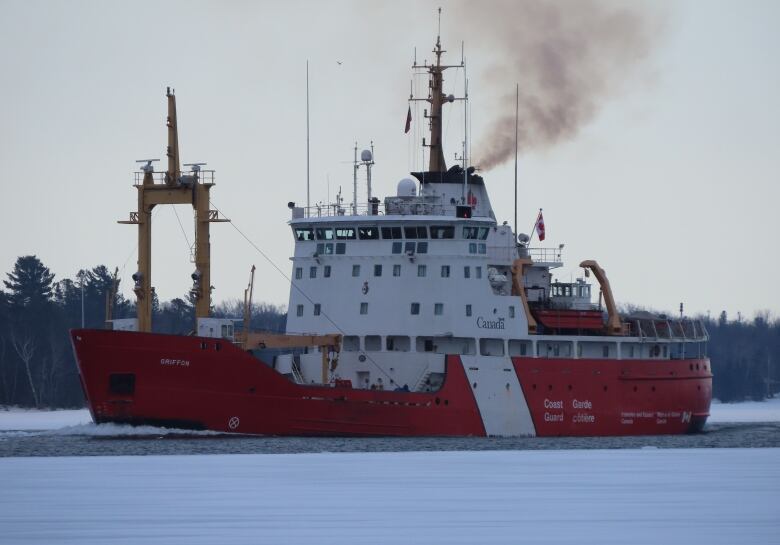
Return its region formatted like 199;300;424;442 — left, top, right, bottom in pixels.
411;8;465;173
120;88;229;333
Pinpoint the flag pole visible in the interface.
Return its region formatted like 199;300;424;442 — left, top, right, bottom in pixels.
514;82;518;240
306;60;310;212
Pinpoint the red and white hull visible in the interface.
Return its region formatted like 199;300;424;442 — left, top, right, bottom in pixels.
71;329;712;437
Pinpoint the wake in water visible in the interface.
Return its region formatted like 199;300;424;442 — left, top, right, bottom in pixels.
1;422;229;439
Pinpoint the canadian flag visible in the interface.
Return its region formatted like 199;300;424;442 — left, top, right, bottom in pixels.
405;105;412;134
535;210;545;241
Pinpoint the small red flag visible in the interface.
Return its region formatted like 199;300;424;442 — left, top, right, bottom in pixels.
404;105;412;134
535;210;546;241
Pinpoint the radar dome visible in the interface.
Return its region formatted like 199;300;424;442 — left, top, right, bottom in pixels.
517;233;530;244
397;178;417;197
361;149;373;162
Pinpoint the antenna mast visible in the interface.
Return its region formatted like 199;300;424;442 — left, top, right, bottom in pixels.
306;61;311;211
514;83;519;238
353;142;358;214
410;8;465;174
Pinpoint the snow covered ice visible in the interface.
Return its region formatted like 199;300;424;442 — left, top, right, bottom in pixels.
0;448;777;544
1;402;779;544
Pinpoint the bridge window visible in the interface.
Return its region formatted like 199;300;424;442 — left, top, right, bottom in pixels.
410;302;420;315
392;242;402;254
360;302;368;315
405;242;416;254
324;265;331;278
352;265;360;277
358;226;379;240
405;226;427;238
417;242;428;253
335;227;356;240
313;304;321;316
294;227;314;241
418;265;427;277
335;243;346;254
464;266;470;278
315;227;334;240
478;227;490;240
393;264;401;277
469;243;477;254
434;303;443;315
309;266;317;278
478;243;486;254
381;226;403;239
430;226;454;239
441;265;450;278
374;264;382;277
295;267;302;279
296;305;304;317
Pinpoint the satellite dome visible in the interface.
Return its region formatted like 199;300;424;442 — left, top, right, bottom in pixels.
397;178;416;197
361;149;373;162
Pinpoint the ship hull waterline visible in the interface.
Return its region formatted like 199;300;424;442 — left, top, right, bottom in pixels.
71;329;712;437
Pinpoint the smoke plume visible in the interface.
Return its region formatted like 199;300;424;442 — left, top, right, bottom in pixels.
454;0;660;170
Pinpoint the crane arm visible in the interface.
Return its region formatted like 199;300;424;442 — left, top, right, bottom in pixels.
511;257;538;335
579;259;623;335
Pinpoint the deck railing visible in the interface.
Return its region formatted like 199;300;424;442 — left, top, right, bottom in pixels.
133;170;216;185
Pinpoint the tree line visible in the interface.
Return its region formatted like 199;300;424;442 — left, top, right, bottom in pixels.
0;256;284;408
0;255;777;408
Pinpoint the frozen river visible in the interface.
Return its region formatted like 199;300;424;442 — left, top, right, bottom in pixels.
1;448;778;545
1;400;778;544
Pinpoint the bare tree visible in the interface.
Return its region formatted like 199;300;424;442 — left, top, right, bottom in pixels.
10;330;39;408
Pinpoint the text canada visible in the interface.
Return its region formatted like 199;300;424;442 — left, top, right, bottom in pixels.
476;316;505;330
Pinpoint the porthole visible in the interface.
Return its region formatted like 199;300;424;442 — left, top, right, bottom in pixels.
435;397;441;405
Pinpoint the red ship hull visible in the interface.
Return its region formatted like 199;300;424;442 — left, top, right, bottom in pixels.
71;329;712;437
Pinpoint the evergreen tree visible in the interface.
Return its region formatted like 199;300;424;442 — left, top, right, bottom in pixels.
4;255;55;310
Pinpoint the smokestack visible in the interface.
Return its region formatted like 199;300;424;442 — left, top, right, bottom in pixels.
453;0;660;170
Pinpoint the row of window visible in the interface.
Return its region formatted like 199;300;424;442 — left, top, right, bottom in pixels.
340;335;655;359
311;240;488;257
295;225;491;242
295;264;486;280
295;302;516;318
341;335;531;357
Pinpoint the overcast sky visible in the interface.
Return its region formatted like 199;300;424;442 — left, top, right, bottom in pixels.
1;0;778;320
